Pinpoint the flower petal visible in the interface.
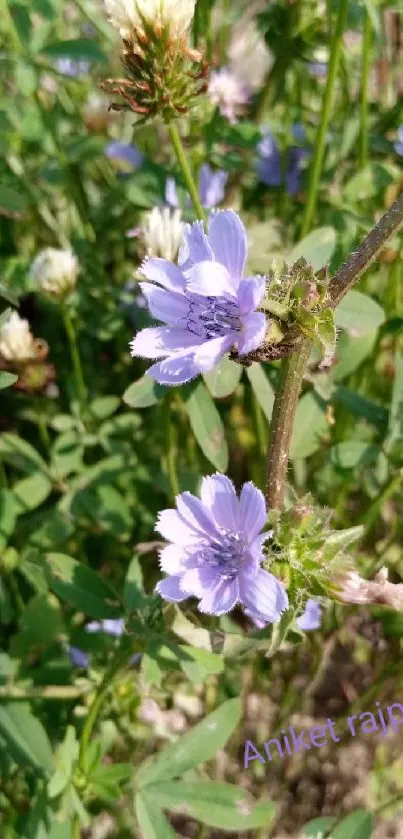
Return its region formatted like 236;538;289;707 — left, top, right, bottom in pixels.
199;165;228;209
139;283;189;324
180;565;221;597
176;491;218;538
239;482;267;541
159;543;196;574
141;257;185;292
179;220;213;269
185;261;236;298
296;599;322;631
130;326;200;359
147;350;199;385
193;335;234;372
198;578;239;615
239;567;286;622
238;276;266;313
156;509;201;545
165;177;179;208
237;312;267;355
208;211;247;280
200;473;239;530
156;575;189;602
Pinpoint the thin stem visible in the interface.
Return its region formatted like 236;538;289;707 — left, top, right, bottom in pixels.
0;684;87;701
266;339;312;510
359;10;372;168
328;192;403;308
62;308;88;409
167;122;205;221
301;0;349;237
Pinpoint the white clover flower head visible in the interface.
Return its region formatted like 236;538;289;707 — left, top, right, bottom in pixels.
104;0;196;40
0;311;37;363
142;206;184;262
208;66;251;124
30;247;79;299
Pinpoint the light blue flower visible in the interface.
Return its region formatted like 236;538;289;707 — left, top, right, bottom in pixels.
105;141;144;172
296;599;322;631
394;126;403;156
165;165;228;210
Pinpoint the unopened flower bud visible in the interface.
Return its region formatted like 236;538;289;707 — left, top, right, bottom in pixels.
104;0;196;40
30;247;79;299
0;311;37;363
142;207;184;261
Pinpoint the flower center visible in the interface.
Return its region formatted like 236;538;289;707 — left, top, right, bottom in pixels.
202;532;244;581
186;296;242;340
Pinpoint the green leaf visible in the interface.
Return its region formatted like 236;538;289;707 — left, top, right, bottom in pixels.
334;387;388;429
124;555;146;614
89;396;120;420
0;489;18;551
0;185;28;217
0;703;53;773
123;376;166;408
316;308;337;362
42;553;121;619
329;441;380;469
0;371;18;390
12;471;52;512
303;816;336;836
183;381;228;472
246;364;275;420
343;162;396;203
289;226;336;270
176;645;224;682
387;352;403;447
203;356;242;398
12;593;64;656
135;792;177;839
146;782;274;831
334;329;378;381
137;698;241;787
335;290;385;333
0;433;49;474
332;810;373;839
41;39;108;64
290;392;328;460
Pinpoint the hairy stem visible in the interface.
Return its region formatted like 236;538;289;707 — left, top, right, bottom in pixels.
328;192;403;308
266;339;312;509
301;0;349;236
167;122;205;221
359;9;372;168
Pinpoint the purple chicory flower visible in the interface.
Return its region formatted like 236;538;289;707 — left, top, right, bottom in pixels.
165;165;228;211
296;599;322;631
394;125;403;156
154;474;289;622
309;62;327;77
130;210;268;385
257;125;308;195
67;645;90;668
55;58;90;77
106;141;144;172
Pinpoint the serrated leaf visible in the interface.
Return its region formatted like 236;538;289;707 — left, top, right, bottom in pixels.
146;782;274;831
137;698;241;787
42;553;121;619
123;376;166;408
0;704;53;773
246;364;275;420
289;226;336;270
203;356;242;398
183;380;228;472
335;290;385;333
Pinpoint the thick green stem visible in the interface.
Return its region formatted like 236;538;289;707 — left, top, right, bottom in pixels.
62;309;87;409
301;0;349;236
266;339;312;510
167;122;205;221
359;10;372;168
328;192;403;308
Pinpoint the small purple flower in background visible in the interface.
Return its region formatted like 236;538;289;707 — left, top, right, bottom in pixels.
67;645;89;668
394;125;403;156
54;58;90;77
105;141;144;173
86;618;125;636
130;210;268;385
155;474;288;623
309;62;327;78
296;599;322;631
208;67;251;124
166;165;228;211
257;125;308;195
